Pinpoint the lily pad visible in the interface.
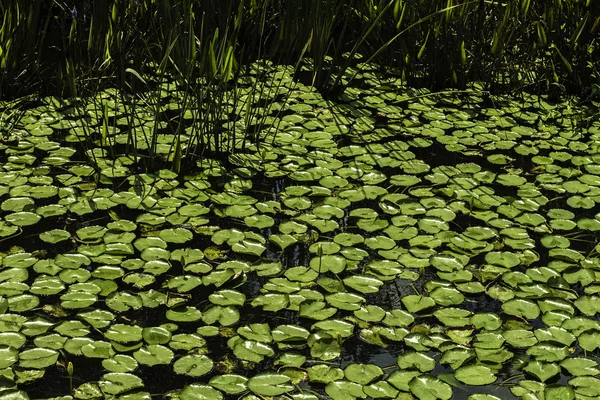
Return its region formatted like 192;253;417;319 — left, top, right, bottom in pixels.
454;365;497;385
209;374;248;394
344;363;383;385
133;345;174;366
325;380;366;399
99;372;144;395
180;384;223;400
409;374;452;400
173;354;214;377
247;373;293;396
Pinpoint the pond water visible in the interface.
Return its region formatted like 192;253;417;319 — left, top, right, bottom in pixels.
0;65;599;400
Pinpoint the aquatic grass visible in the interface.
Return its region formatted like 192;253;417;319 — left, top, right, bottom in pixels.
64;56;299;175
0;1;51;98
0;97;30;141
57;2;237;174
305;0;346;89
2;1;599;99
108;3;308;171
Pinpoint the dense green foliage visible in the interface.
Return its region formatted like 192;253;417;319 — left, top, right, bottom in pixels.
1;0;599;99
0;74;599;399
1;1;600;399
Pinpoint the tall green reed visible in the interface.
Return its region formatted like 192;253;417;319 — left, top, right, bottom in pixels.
2;1;598;101
0;1;50;98
60;0;300;175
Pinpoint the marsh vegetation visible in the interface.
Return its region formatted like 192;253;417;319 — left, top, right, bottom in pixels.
0;1;599;400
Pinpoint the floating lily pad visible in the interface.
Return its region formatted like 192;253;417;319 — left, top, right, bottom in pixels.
502;298;540;319
209;374;248;394
99;372;144;395
0;197;35;212
455;365;497;385
173;354;214;377
159;228;193;243
19;347;59;369
343;275;383;294
344;363;383;385
523;361;561;382
5;212;41;226
409;374;452;400
325;380;366;399
133;345;174;366
247;373;293;396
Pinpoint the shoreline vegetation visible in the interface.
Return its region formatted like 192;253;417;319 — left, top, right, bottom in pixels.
0;1;598;101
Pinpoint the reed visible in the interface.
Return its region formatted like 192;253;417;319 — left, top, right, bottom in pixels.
1;1;597;104
2;1;598;100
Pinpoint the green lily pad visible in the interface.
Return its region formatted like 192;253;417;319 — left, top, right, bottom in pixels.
387;370;421;392
270;234;298;250
231;240;266;256
208;375;247;395
99;372;144;395
238;323;272;342
0;391;29;400
60;292;97;309
344;363;383;385
343;275;383;294
434;308;472;327
502;298;540;319
272;324;310;342
201;305;240;326
76;225;107;241
363;381;399;399
173;354;214;377
397;351;436;372
275;351;306;367
526;343;570;362
308;332;342;360
309;241;341;255
0;223;19;237
354;305;386;322
560;357;599;376
523;361;561;382
568;376;600;397
579;330;600;351
409;374;452;400
334;233;364;246
133;345;174;366
430;254;465;272
307;364;344;384
310;255;346;273
81;340;116;358
0;345;18;368
102;354;138;373
104;324;143;343
247;373;293;396
326;292;365;310
439;348;475;370
209;290;246;306
325;380;366;400
402;295;436;313
19;347;59;368
544;385;575;400
245;214;275;229
159;228;193;243
455;365;497;385
430;287;464;306
5;212;41;226
485;251;520;268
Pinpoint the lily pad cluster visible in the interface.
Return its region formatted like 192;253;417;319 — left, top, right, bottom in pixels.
0;64;599;400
